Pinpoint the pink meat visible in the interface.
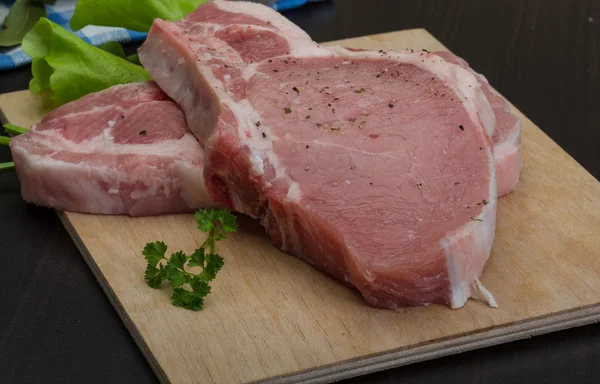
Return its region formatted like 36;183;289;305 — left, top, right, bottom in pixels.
9;82;216;216
434;52;522;196
140;0;498;308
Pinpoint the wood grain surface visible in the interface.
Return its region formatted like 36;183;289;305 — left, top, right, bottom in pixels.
1;29;599;384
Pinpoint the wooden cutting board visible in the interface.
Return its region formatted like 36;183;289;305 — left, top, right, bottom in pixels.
1;29;599;384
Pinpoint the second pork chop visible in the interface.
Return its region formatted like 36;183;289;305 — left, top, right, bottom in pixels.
10;82;215;216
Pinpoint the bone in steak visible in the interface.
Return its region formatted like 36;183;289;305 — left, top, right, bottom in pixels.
140;0;498;308
434;51;522;197
10;82;215;216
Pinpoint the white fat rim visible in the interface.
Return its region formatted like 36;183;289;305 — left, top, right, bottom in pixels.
441;140;497;308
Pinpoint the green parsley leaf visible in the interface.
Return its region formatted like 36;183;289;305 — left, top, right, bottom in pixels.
194;208;237;235
187;248;206;268
142;209;237;311
144;264;165;289
188;248;223;282
171;287;206;311
167;250;188;270
194;209;218;233
217;209;238;233
142;241;167;267
165;251;190;288
165;266;189;288
189;277;211;296
197;253;224;282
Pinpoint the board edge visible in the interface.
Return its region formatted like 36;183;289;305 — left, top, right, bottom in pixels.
263;305;600;384
58;211;171;384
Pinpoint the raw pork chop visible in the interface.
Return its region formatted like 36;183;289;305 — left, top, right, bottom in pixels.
434;52;522;196
10;82;215;216
140;0;498;308
344;48;523;197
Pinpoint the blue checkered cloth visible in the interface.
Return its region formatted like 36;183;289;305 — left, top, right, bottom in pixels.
0;0;321;70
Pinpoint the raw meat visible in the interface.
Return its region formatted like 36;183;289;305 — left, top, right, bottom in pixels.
10;82;216;216
434;52;522;196
140;0;498;308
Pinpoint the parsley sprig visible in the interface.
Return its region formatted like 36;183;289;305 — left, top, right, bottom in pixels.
142;209;237;311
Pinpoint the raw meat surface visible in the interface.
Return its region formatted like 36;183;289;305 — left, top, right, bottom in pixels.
10;82;216;216
140;0;498;308
434;52;522;196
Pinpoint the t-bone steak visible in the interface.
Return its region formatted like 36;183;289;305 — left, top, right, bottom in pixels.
10;82;216;216
140;0;499;308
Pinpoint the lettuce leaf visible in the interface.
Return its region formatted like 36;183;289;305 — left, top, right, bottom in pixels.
22;18;151;106
0;0;47;47
98;41;128;58
70;0;208;32
98;41;141;65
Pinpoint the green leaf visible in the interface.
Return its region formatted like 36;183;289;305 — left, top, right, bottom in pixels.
98;41;127;59
127;53;141;65
171;287;205;311
188;248;206;268
165;251;190;288
22;18;151;106
165;266;189;288
70;0;209;33
32;1;56;5
168;251;188;270
190;277;211;296
217;209;238;233
144;264;165;288
194;209;218;233
0;162;15;173
141;210;234;311
213;232;227;241
0;136;10;145
197;253;224;282
3;123;29;136
99;42;141;65
0;0;47;47
142;241;167;267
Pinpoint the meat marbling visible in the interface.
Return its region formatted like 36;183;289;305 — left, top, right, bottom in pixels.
140;0;499;308
434;51;522;197
344;48;523;197
10;82;216;216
